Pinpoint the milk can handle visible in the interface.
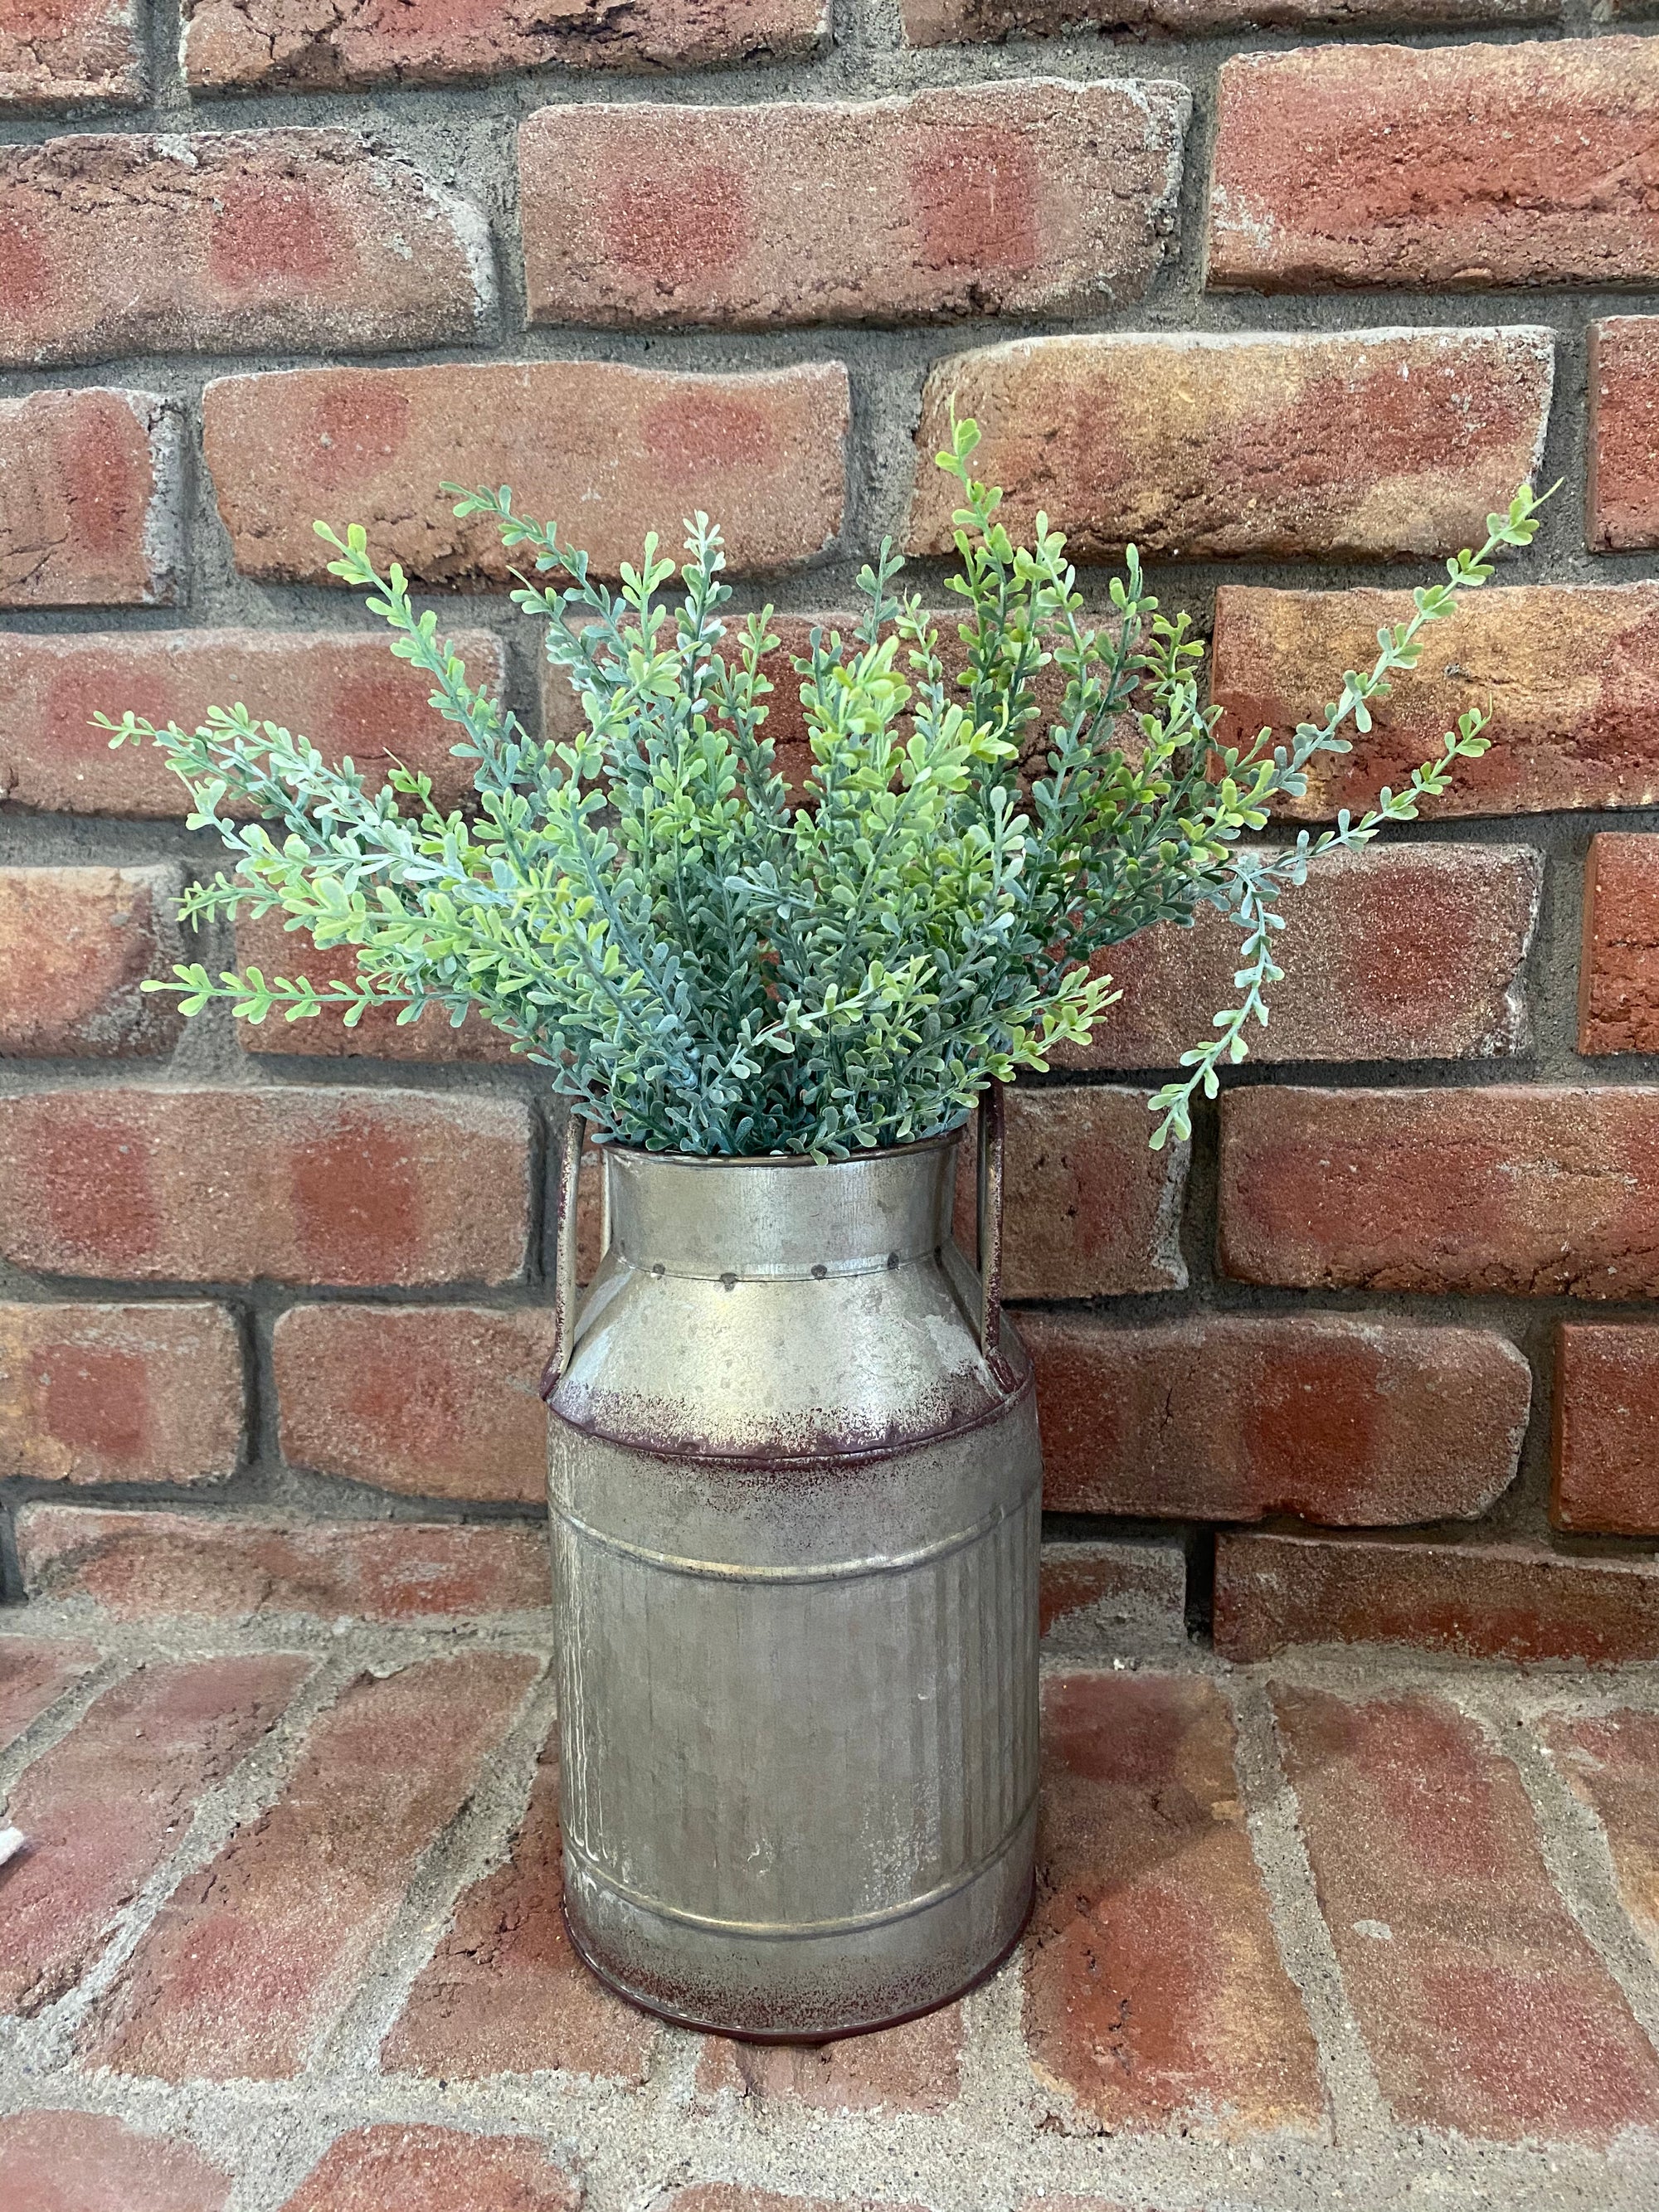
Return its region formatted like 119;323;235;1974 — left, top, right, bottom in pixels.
977;1081;1018;1388
541;1111;591;1402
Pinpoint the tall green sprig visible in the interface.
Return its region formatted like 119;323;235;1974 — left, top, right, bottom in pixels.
100;420;1544;1156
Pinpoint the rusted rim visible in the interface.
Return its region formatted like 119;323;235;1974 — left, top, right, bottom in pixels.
557;1874;1034;2045
546;1354;1035;1470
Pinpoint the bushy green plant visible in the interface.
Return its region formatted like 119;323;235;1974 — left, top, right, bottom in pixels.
104;420;1543;1157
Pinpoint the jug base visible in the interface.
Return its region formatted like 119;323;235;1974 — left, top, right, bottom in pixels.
560;1884;1033;2044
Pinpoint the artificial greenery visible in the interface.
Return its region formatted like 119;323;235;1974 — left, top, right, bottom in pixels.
104;420;1543;1157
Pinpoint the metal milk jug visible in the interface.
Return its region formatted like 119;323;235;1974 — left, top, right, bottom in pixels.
540;1087;1040;2039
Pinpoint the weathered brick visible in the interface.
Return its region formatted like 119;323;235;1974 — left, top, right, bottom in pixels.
1591;318;1659;552
902;0;1551;39
88;1653;538;2078
385;1734;653;2082
16;1505;552;1621
0;133;491;369
1024;1314;1528;1524
202;360;848;588
0;387;182;607
184;0;828;92
0;864;182;1055
1552;1324;1659;1536
1583;835;1659;1053
0;1634;97;1747
1212;581;1659;819
1210;39;1659;293
953;1087;1187;1298
274;1304;546;1503
280;2127;580;2212
697;2007;961;2110
234;911;518;1063
0;626;496;818
0;1087;531;1286
0;1302;243;1485
1039;1539;1187;1651
0;1654;307;2015
1027;1672;1323;2134
1221;1085;1659;1300
0;2112;230;2212
1276;1686;1659;2140
1544;1709;1659;1967
1067;843;1540;1070
907;328;1553;563
0;0;145;109
1215;1530;1659;1665
520;80;1185;330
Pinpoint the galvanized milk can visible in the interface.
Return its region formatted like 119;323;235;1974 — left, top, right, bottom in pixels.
540;1088;1040;2039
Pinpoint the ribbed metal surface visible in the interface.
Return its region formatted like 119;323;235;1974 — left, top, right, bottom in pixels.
545;1130;1041;2038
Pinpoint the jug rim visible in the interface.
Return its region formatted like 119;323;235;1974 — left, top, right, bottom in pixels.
585;1121;970;1170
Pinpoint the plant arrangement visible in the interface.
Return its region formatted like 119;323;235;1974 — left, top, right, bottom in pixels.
105;421;1543;1158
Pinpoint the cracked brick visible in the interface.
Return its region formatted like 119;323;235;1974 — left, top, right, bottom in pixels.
0;388;182;608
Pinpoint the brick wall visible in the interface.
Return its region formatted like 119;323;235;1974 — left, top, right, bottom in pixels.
2;1;1657;1660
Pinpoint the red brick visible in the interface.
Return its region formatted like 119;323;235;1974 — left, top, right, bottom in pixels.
1581;835;1659;1054
0;133;490;369
1544;1709;1659;1967
0;387;182;607
234;910;518;1063
0;626;496;818
1024;1314;1529;1524
0;2112;230;2212
281;2127;579;2212
902;0;1550;37
1276;1685;1659;2141
697;2005;961;2110
1068;843;1539;1070
274;1304;546;1503
202;360;848;589
1216;1530;1659;1666
0;1634;97;1747
952;1087;1186;1298
16;1505;552;1621
385;1734;653;2082
1210;39;1659;294
1221;1085;1659;1300
1552;1324;1659;1535
520;81;1184;331
1039;1539;1187;1650
1212;581;1659;819
88;1652;537;2078
1591;318;1659;551
907;328;1552;563
0;1302;243;1485
0;1087;531;1286
0;1654;307;2015
1026;1672;1322;2134
0;864;182;1055
183;0;827;92
0;0;144;109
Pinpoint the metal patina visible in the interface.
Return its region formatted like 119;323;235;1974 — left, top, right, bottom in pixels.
542;1090;1041;2039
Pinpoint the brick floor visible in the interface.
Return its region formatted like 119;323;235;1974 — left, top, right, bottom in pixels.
1;1612;1658;2210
